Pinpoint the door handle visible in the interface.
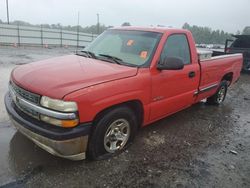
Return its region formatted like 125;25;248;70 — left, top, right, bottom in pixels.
188;71;196;78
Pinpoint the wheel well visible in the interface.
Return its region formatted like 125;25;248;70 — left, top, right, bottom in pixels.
222;72;233;85
93;100;144;128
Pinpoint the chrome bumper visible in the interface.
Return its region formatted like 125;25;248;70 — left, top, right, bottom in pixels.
10;116;88;160
5;89;91;161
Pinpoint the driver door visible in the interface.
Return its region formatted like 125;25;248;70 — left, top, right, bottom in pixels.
150;34;199;121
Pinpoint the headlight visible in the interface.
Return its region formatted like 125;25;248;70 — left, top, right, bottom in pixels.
40;96;78;112
40;96;79;127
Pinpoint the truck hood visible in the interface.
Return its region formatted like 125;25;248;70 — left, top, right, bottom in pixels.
12;55;138;99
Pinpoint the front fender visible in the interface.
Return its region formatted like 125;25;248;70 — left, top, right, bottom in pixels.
64;70;151;124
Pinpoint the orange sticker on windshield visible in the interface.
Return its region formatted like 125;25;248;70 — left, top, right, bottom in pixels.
127;40;134;46
140;51;148;59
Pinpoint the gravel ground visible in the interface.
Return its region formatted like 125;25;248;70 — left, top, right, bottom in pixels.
0;46;249;188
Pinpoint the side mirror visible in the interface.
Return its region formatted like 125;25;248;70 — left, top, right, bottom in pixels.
157;57;184;70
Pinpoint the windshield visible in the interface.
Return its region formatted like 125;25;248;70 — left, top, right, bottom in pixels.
84;30;162;67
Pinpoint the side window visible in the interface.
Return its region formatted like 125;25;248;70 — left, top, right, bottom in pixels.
160;34;191;65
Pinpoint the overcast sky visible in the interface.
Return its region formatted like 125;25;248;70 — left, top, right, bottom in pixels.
0;0;249;33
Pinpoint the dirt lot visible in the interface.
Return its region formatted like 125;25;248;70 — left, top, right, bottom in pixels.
0;46;249;188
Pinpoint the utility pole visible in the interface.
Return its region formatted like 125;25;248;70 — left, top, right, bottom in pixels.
76;11;80;51
6;0;10;24
97;13;100;35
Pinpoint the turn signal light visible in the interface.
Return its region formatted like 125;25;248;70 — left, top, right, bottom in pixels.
40;115;79;128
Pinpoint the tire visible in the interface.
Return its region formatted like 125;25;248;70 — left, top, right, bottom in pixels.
206;80;228;105
87;106;138;160
242;61;250;73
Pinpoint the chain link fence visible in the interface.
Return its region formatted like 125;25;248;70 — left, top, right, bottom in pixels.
0;23;98;47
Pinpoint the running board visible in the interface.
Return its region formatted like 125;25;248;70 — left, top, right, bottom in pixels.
194;83;218;95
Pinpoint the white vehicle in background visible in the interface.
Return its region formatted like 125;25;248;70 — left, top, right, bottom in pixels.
206;44;214;49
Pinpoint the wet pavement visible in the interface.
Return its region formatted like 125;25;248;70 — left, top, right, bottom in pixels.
0;46;249;188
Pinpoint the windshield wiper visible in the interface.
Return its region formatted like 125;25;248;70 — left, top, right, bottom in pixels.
76;50;96;59
77;52;137;67
98;54;138;67
98;54;124;65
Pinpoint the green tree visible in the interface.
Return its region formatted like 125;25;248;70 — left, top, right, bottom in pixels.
236;30;241;35
182;23;191;30
182;23;233;44
121;22;131;26
242;26;250;35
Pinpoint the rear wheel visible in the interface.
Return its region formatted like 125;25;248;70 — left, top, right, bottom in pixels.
206;80;228;105
242;61;250;73
87;106;138;160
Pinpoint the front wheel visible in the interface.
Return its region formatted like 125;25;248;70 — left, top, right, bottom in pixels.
87;106;138;160
206;80;228;105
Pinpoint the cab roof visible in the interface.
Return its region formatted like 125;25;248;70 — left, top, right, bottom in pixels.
110;26;189;34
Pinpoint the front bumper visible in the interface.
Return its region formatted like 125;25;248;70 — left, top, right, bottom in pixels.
5;93;92;160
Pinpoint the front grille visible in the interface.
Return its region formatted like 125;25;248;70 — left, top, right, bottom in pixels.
10;81;41;119
15;100;40;119
10;81;40;104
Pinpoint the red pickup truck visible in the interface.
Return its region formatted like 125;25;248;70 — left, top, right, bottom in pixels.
5;27;243;160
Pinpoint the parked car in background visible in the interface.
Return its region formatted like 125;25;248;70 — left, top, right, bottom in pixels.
206;44;214;49
213;44;224;49
225;35;250;72
196;44;207;48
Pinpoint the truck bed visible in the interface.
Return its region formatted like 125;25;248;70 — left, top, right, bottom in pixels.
196;52;242;102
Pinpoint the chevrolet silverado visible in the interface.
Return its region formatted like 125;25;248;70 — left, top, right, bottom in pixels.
5;27;243;160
